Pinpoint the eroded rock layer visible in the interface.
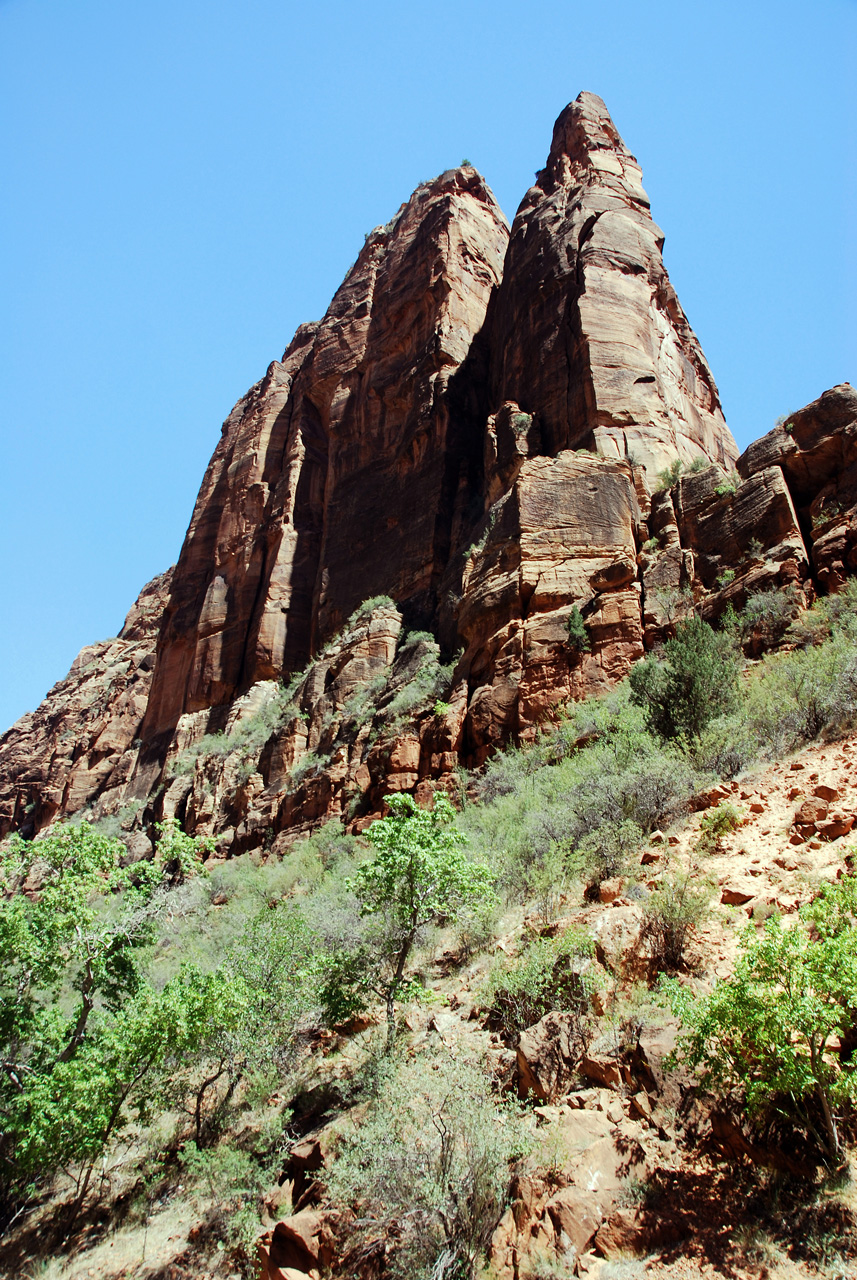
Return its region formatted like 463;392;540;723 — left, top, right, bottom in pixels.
142;168;509;742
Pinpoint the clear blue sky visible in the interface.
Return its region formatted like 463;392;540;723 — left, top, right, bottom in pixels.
1;0;855;731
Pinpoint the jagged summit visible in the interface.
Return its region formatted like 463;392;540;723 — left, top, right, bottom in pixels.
489;90;736;473
4;96;851;849
539;90;641;192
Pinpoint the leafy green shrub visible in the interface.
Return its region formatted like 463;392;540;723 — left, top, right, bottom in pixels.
485;928;595;1041
565;606;590;653
687;456;709;474
716;567;736;589
161;905;319;1143
657;458;683;491
0;823;205;1207
715;474;739;497
325;1053;531;1280
664;874;857;1162
318;794;493;1045
629;616;741;743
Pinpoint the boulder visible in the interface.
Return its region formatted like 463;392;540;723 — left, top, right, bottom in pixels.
517;1011;583;1101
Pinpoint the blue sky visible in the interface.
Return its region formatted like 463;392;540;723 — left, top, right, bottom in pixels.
1;0;855;731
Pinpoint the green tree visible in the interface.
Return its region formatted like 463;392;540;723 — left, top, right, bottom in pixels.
565;606;590;653
320;794;492;1046
162;906;318;1143
663;875;857;1163
0;823;186;1213
629;615;740;743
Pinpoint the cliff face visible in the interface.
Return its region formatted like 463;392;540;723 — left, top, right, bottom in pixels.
2;93;854;848
142;168;509;743
486;93;736;474
0;570;173;837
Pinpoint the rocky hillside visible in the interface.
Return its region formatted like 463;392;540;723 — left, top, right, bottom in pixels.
0;91;854;863
2;87;857;1280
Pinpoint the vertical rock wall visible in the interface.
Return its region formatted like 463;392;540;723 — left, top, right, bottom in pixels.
486;92;737;476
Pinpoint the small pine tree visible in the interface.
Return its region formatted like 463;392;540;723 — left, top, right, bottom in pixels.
629;615;740;742
565;606;590;653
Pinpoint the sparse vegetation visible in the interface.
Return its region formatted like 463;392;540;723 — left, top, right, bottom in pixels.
657;458;683;491
564;605;590;652
485;928;595;1040
325;1053;531;1280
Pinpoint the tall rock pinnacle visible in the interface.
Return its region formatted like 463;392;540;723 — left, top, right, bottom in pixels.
142;167;509;740
486;91;737;476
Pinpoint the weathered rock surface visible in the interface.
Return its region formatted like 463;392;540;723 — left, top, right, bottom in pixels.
447;451;645;756
0;569;173;838
484;91;738;477
143;168;509;743
3;88;855;851
737;383;857;592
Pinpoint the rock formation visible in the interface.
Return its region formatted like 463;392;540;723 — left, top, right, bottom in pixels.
142;167;509;746
484;92;736;475
1;92;853;850
0;570;172;837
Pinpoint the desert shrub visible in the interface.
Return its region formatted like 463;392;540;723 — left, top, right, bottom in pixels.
575;818;643;891
565;606;590;652
485;928;595;1041
325;1053;531;1280
687;456;708;474
629;615;741;743
642;867;713;972
689;712;755;777
731;587;800;648
715;474;739;497
181;1138;282;1275
664;873;857;1162
455;897;500;959
527;843;580;924
347;594;396;625
462;687;698;907
786;580;857;650
744;632;857;755
657;458;683;491
697;801;743;852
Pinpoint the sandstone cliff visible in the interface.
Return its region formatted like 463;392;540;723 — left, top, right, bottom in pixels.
485;92;736;475
142;167;509;746
2;94;854;850
0;569;172;838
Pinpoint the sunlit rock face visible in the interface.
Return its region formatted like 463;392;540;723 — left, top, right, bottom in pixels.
142;167;509;742
485;91;737;479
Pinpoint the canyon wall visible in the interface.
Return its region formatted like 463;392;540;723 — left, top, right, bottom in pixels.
1;92;853;848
